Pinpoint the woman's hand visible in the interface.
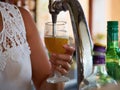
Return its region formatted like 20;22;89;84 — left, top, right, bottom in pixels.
49;44;75;75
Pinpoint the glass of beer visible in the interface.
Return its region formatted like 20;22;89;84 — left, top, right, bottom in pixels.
44;21;70;83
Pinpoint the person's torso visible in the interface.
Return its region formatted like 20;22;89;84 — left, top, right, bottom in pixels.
0;2;32;90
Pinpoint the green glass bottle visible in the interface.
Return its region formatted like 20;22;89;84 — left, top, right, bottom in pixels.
106;21;120;81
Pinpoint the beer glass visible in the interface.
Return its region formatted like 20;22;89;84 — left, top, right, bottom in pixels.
44;21;70;83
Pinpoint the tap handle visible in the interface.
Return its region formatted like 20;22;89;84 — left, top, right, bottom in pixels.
48;0;57;23
48;0;67;23
49;0;55;14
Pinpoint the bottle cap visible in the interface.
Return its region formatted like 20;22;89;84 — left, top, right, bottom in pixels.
107;21;118;40
107;21;118;28
93;43;106;53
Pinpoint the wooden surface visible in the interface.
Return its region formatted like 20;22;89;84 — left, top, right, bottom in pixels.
92;83;120;90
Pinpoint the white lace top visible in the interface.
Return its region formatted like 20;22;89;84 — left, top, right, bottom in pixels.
0;2;32;90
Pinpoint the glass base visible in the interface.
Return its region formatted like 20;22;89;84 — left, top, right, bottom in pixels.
47;76;70;83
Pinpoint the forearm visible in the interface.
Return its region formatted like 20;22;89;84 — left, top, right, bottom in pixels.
39;80;64;90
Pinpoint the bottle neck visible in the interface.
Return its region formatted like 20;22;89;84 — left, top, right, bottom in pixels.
93;64;108;75
107;41;119;49
92;53;107;75
107;30;119;49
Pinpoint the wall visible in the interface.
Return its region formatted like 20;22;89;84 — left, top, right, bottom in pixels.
92;0;120;46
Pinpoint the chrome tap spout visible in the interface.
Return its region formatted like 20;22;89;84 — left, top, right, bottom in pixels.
48;0;93;89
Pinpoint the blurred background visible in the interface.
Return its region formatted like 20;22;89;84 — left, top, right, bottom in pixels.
2;0;120;89
0;0;120;90
2;0;120;46
3;0;120;81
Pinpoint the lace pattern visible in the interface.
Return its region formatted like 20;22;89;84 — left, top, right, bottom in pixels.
0;2;31;71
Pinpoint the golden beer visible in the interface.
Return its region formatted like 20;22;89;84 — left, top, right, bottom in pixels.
45;37;68;54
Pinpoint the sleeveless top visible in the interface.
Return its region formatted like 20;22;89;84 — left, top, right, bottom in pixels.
0;2;32;90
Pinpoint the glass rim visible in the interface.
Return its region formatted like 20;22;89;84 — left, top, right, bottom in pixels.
45;21;66;25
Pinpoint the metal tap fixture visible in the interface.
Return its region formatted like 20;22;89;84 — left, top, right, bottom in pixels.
48;0;93;89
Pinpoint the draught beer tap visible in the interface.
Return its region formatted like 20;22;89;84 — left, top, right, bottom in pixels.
48;0;93;89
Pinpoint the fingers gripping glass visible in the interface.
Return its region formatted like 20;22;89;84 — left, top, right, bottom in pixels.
44;21;70;83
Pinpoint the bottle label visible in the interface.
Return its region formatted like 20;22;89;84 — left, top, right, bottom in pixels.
93;56;105;64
